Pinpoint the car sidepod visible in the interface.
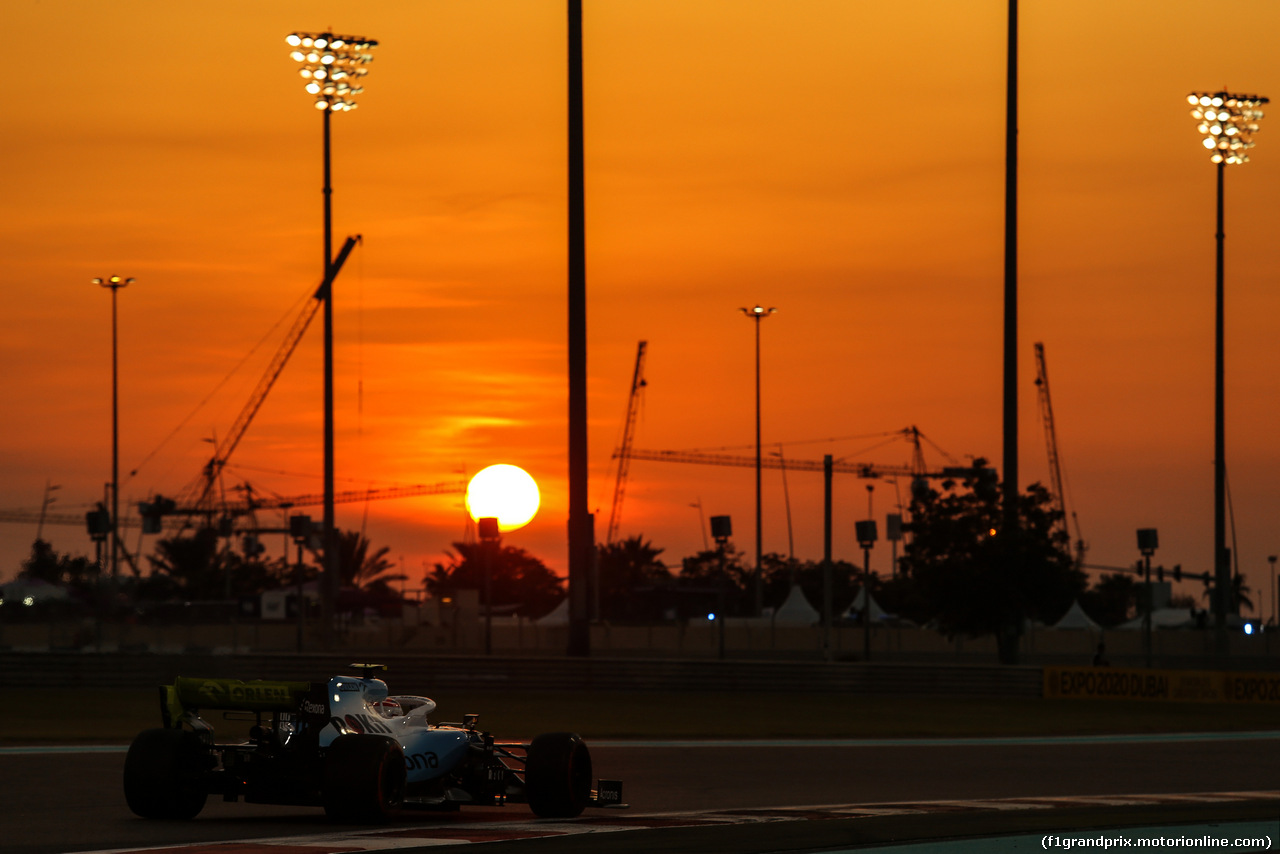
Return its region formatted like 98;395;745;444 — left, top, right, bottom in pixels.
398;727;471;784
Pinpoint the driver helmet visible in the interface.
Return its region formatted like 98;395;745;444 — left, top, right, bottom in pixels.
370;698;403;719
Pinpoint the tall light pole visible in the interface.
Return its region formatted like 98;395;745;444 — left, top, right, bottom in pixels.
1001;0;1019;535
93;275;133;587
740;305;776;615
567;0;591;657
285;30;377;645
1186;89;1267;655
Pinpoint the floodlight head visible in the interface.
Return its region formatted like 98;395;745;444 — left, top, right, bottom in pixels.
1188;90;1268;164
287;31;377;111
740;305;777;319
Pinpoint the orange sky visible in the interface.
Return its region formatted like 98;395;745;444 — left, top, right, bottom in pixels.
4;1;1280;622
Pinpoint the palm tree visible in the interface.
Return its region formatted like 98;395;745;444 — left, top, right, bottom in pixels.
148;527;221;599
331;530;397;593
1235;574;1255;614
1202;572;1254;615
596;535;670;599
427;542;564;619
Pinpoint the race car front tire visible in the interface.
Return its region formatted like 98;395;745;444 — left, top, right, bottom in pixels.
525;732;592;818
323;734;406;823
123;728;209;820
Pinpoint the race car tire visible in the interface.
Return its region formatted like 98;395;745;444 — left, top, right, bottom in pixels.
525;732;592;818
323;734;406;823
123;728;209;820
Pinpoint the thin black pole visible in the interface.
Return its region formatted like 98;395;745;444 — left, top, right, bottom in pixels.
822;454;833;657
1001;0;1019;531
753;315;763;615
97;275;130;588
484;541;493;655
1214;158;1227;655
862;546;872;661
567;0;590;656
296;540;304;652
322;105;337;648
1143;552;1153;667
110;284;119;587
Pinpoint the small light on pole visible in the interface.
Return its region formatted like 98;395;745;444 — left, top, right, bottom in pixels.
1137;528;1158;668
856;519;878;662
478;517;501;656
289;514;314;652
710;515;732;659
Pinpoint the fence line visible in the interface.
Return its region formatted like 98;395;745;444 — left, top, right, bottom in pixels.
0;650;1043;697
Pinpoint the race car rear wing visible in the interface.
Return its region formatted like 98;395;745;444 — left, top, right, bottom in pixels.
160;677;313;728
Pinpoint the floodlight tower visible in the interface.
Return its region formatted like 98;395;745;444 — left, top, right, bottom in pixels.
285;30;377;644
1186;89;1267;655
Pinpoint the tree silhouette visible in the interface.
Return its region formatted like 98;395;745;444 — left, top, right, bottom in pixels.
144;528;288;601
1080;572;1139;627
146;527;222;599
597;536;671;597
678;545;751;617
899;460;1085;664
594;535;676;622
427;542;564;619
1203;572;1254;615
19;539;99;592
329;529;398;594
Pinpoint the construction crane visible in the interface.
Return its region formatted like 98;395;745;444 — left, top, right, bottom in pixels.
2;479;467;533
214;479;467;517
606;340;647;544
1034;342;1086;566
179;235;362;514
619;447;978;481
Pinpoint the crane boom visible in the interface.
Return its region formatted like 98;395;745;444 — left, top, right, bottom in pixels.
606;341;647;544
1033;342;1085;565
183;235;362;511
230;480;468;514
621;448;964;480
2;478;468;532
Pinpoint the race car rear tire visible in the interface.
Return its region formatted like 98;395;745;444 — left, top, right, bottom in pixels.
323;734;406;823
123;728;209;820
525;732;592;818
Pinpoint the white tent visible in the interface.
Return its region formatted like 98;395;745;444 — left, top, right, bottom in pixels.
772;585;820;625
535;598;568;626
840;588;891;622
1051;600;1102;630
0;577;70;605
1117;608;1204;630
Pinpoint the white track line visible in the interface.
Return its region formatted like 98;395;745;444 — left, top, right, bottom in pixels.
78;790;1280;854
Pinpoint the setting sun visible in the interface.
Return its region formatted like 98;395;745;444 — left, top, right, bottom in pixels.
466;464;541;532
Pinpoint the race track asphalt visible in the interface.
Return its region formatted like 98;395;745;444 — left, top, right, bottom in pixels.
3;734;1278;853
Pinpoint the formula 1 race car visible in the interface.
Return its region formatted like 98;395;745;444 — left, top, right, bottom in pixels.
123;664;624;823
